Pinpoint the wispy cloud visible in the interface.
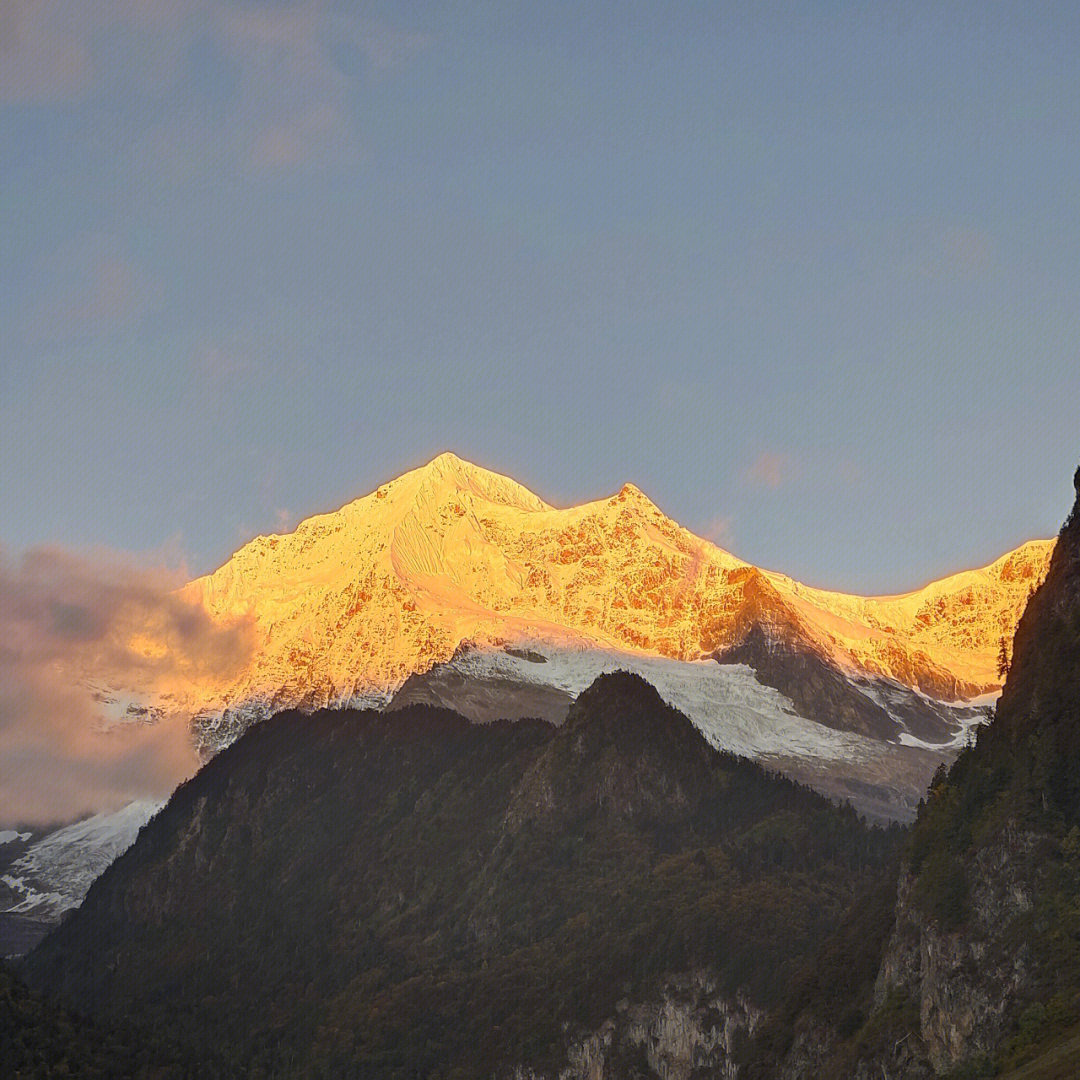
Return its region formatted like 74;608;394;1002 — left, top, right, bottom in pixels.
740;449;866;493
704;515;735;549
742;450;799;490
914;225;996;280
0;0;205;103
0;546;254;824
248;102;353;170
221;6;430;170
195;340;253;391
0;0;93;102
2;2;431;172
22;234;160;345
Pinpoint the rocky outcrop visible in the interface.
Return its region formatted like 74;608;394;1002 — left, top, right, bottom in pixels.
841;467;1080;1077
741;467;1080;1079
867;830;1041;1075
510;972;763;1080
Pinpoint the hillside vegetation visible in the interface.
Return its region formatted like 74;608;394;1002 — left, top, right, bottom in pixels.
26;673;899;1078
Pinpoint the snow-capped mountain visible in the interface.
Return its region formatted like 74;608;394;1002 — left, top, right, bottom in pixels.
167;452;1049;820
183;452;1049;734
1;456;1051;954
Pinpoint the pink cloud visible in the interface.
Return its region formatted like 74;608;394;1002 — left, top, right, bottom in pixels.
348;17;432;78
248;103;353;170
917;225;996;280
704;516;735;548
1;1;432;178
742;451;799;490
0;546;254;824
741;450;866;492
23;234;161;345
0;1;93;102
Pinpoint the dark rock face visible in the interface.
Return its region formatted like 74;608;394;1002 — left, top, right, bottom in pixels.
994;475;1080;759
25;672;896;1079
715;623;898;741
0;961;177;1077
388;660;574;725
866;473;1080;1076
713;571;971;747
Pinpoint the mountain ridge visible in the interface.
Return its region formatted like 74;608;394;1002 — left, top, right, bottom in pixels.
174;453;1052;744
3;457;1047;952
742;464;1080;1078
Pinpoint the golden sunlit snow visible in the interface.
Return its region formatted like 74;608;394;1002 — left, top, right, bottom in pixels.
181;454;1052;716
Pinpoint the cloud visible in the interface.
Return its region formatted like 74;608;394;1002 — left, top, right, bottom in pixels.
916;225;996;280
704;516;735;549
2;2;432;174
22;234;161;345
740;449;867;494
0;546;254;824
0;0;204;103
0;0;93;102
340;16;432;79
195;340;252;391
742;451;799;490
222;6;430;170
248;102;353;169
832;456;864;486
220;5;430;84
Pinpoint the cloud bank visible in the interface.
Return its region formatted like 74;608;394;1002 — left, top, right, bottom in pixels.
0;547;253;825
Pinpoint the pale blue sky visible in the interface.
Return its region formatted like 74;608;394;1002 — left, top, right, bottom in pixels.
2;1;1078;593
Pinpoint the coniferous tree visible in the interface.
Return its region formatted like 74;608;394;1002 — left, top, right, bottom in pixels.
997;635;1010;680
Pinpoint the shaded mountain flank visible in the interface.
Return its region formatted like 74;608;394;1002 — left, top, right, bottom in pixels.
744;467;1080;1078
0;959;193;1079
24;673;899;1079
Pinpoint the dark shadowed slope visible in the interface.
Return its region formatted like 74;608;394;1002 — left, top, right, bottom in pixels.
0;960;191;1078
26;672;898;1079
745;467;1080;1079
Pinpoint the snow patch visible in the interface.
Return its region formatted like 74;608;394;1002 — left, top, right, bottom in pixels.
446;644;878;764
0;800;161;919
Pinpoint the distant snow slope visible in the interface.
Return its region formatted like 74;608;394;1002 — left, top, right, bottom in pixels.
397;644;870;760
387;641;985;823
0;800;160;955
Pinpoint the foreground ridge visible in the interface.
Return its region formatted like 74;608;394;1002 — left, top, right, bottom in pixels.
25;671;899;1078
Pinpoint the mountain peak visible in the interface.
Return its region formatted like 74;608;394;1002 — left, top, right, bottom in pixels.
402;453;553;513
609;481;661;513
615;481;645;499
419;450;470;478
186;456;1053;732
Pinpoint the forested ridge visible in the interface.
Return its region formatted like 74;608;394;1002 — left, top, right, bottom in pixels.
743;469;1080;1078
24;673;898;1078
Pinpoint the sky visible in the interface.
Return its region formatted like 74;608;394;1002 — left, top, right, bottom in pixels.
2;0;1079;595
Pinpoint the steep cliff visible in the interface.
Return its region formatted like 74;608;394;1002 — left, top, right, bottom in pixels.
750;467;1080;1078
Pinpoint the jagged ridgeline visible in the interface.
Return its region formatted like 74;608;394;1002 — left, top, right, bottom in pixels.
745;468;1080;1079
25;673;898;1079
